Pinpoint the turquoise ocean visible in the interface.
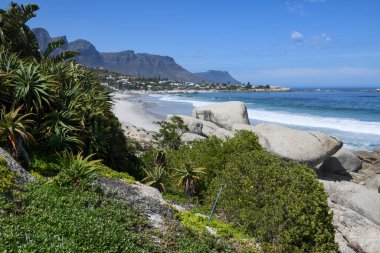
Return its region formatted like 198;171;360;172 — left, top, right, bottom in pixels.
141;89;380;151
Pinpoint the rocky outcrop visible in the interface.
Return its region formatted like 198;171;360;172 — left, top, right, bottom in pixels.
233;123;343;167
329;200;380;253
181;132;206;144
355;149;380;174
99;177;175;219
171;115;234;140
0;147;34;185
320;148;362;175
121;122;157;150
321;180;380;225
192;102;250;130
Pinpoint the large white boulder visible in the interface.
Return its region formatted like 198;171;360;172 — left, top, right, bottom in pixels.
192;101;250;130
233;123;343;166
320;148;362;175
171;115;234;140
329;200;380;253
321;180;380;225
181;132;206;144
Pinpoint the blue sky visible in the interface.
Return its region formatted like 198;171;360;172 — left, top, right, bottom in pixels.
2;0;380;87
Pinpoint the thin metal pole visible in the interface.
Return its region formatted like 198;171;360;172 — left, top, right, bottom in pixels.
209;187;223;221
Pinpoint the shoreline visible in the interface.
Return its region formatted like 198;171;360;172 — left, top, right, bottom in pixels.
112;91;380;151
112;92;161;132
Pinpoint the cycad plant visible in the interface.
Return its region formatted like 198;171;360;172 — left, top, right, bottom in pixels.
174;163;206;197
142;166;166;192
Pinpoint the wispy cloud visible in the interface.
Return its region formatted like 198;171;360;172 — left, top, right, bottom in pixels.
311;33;332;44
291;31;304;42
285;0;327;15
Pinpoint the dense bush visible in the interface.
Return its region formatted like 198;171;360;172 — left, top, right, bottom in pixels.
0;2;140;173
167;131;337;252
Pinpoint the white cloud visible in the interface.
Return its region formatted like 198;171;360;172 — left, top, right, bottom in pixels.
291;31;303;42
312;33;332;44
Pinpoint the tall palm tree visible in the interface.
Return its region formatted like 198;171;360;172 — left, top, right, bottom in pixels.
174;163;206;197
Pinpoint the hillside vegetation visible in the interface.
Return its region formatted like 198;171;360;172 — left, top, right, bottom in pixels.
0;2;337;252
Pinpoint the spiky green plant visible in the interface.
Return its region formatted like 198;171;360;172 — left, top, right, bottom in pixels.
142;166;166;192
174;163;206;197
0;2;41;59
55;153;101;189
13;62;57;113
0;106;34;153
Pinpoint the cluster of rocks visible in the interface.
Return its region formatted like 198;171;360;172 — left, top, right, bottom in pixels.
121;122;157;150
168;101;380;253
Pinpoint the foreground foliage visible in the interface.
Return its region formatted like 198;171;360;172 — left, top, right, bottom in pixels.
0;2;139;173
167;131;338;252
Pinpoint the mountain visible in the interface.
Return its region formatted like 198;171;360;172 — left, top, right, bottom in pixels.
32;28;239;83
32;28;69;53
101;51;200;81
194;70;240;84
69;39;103;67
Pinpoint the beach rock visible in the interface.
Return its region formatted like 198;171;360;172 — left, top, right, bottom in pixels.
321;180;380;225
173;115;234;140
365;175;380;192
329;200;380;253
121;122;157;150
0;147;35;185
192;101;250;130
99;177;175;219
320;148;362;175
168;114;203;135
233;123;343;166
355;149;380;174
181;132;206;144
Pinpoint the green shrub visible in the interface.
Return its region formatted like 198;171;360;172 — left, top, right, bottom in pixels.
154;116;189;149
168;131;337;252
55;153;101;189
176;211;253;241
29;153;61;177
0;156;17;194
97;165;135;184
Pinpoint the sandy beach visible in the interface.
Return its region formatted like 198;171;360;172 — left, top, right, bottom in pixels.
112;93;160;132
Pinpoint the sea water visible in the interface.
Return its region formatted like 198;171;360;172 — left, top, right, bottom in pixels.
143;90;380;151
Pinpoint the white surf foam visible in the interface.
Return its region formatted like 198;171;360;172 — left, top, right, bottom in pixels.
247;109;380;136
154;94;380;136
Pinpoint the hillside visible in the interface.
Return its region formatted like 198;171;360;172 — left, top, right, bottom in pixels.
32;28;240;84
195;70;240;84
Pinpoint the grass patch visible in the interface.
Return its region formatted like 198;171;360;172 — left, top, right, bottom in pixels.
96;166;135;184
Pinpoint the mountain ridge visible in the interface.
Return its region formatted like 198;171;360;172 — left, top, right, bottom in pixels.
32;28;240;84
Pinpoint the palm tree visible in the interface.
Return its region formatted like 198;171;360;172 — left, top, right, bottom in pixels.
13;62;57;113
142;166;166;192
0;106;35;155
174;163;206;197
